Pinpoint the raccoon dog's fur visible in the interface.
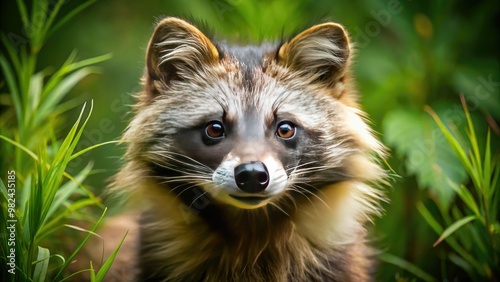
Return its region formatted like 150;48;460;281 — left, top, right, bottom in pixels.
113;17;387;282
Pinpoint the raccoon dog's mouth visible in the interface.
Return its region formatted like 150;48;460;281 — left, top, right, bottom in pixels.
229;195;269;204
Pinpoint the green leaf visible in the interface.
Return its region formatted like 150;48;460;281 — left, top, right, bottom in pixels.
378;252;437;282
36;68;98;128
434;215;477;247
383;109;468;208
42;53;111;100
33;246;50;282
443;177;481;220
29;71;44;112
15;0;29;28
69;140;120;160
38;101;93;234
37;198;102;241
0;33;22;73
53;207;108;281
0;54;23;124
94;231;128;282
48;0;99;38
0;178;8;201
90;261;96;282
483;129;491;198
425;105;474;186
417;202;443;234
45;162;93;220
0;134;39;161
38;0;66;49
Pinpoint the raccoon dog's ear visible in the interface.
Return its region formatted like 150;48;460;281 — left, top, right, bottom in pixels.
145;17;219;91
278;23;350;86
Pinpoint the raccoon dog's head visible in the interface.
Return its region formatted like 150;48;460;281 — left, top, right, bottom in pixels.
120;18;385;212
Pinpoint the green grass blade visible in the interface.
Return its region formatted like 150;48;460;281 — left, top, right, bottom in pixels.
0;54;23;124
0;135;39;160
0;178;7;201
378;253;437;282
70;140;120;160
58;269;92;282
40;51;77;99
95;231;128;282
449;253;473;277
36;68;98;128
417;202;444;234
443;176;481;220
434;215;477;247
42;53;110;100
29;71;44;110
483;129;491;198
52;207;108;281
33;246;50;282
31;0;49;42
48;0;98;38
64;224;101;237
19;175;33;229
419;200;484;273
45;162;93;220
40;128;82;220
27;164;44;241
466;224;490;263
461;96;482;181
37;198;102;241
65;53;112;72
425;106;474;178
15;0;29;27
39;102;92;230
36;0;65;49
90;261;96;282
1;33;22;73
26;71;45;128
491;162;499;213
62;170;103;209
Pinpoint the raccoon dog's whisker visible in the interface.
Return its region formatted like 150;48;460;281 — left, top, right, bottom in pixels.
285;160;319;173
158;177;211;186
189;191;208;208
269;202;290;217
287;186;315;206
290;165;338;175
290;184;330;209
172;181;213;201
281;193;299;211
149;160;210;177
153;150;214;170
147;151;213;174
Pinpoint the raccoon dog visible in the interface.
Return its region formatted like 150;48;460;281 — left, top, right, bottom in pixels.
113;17;387;282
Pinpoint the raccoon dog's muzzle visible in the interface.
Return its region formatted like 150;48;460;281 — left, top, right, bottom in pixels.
209;152;289;209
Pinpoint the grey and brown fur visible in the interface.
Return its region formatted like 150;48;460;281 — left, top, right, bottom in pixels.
110;17;387;282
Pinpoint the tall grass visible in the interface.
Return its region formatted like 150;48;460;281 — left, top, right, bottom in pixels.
0;0;121;281
379;98;499;281
419;97;499;281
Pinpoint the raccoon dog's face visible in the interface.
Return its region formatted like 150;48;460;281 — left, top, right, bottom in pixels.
123;18;385;211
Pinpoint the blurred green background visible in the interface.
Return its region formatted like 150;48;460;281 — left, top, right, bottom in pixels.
1;0;498;280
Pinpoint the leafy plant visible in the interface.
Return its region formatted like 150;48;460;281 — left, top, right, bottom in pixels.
0;0;121;281
417;97;499;280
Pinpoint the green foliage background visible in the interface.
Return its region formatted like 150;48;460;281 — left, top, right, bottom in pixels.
1;0;499;280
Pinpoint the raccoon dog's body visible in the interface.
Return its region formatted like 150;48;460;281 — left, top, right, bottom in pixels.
114;17;386;281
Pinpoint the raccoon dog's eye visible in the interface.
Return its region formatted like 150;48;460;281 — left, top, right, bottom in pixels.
205;121;225;139
276;121;296;140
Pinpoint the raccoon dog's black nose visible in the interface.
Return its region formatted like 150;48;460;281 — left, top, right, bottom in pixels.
234;161;269;193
